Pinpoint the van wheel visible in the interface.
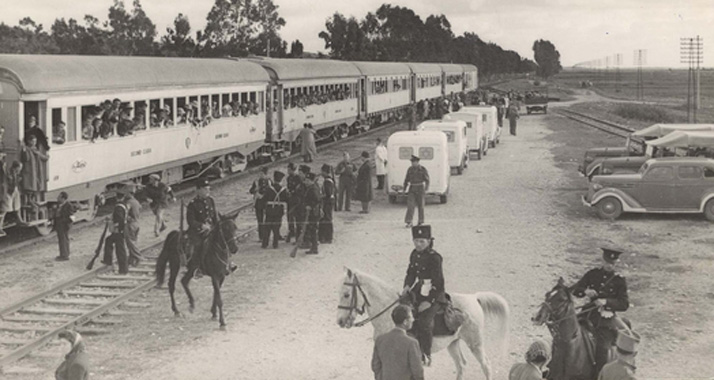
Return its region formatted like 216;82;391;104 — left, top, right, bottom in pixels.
456;165;463;175
388;195;397;204
476;150;482;160
596;197;623;220
439;195;448;204
704;199;714;221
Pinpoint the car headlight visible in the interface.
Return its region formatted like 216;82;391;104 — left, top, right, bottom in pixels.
592;183;603;191
602;167;612;174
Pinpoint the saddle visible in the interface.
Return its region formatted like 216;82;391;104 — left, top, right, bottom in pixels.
419;294;464;337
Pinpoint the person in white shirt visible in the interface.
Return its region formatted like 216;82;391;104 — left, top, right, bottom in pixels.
374;138;388;190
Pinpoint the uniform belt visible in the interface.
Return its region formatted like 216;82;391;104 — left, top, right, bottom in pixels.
409;183;425;186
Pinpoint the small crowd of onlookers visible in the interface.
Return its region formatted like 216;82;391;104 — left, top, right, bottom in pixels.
282;86;353;110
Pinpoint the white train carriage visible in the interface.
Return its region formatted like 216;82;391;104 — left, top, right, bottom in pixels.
247;58;361;147
387;130;450;204
0;54;270;233
352;61;411;125
417;120;469;174
440;63;465;98
407;63;443;103
461;105;501;147
461;64;479;93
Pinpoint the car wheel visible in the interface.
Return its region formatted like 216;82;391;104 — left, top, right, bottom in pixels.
456;164;463;175
440;195;447;204
704;199;714;221
596;197;623;220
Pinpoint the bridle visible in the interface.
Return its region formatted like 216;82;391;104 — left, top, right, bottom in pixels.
208;219;238;274
539;289;601;326
338;274;372;326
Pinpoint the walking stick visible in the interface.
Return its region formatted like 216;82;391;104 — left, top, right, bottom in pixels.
86;220;109;270
290;211;310;258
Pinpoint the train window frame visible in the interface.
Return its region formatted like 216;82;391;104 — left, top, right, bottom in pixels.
134;100;148;130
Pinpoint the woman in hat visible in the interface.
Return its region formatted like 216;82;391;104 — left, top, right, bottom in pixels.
400;225;446;366
509;339;551;380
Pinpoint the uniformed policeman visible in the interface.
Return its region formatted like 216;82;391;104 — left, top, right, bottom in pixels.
403;155;430;228
186;179;219;277
302;172;321;254
399;225;446;366
262;171;288;249
319;164;335;244
102;188;130;275
285;163;302;243
571;247;630;374
598;329;640;380
249;166;272;242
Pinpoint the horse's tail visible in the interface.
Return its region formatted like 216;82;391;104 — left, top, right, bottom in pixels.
476;291;510;354
155;230;179;286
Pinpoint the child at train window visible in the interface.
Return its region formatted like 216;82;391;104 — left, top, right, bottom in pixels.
52;121;66;145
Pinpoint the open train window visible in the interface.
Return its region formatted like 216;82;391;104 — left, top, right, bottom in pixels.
163;98;175;125
176;98;187;124
134;100;147;130
50;108;66;145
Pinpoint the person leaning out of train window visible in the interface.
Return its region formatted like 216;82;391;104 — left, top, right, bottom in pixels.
117;106;135;137
52;120;66;145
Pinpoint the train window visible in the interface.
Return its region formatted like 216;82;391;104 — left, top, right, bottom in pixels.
189;96;199;119
399;147;414;160
209;95;219;119
393;79;399;91
418;147;434;160
163;98;175;126
149;99;161;128
402;78;408;91
24;101;41;131
80;105;95;140
66;107;77;143
134;101;148;130
51;108;65;145
176;98;187;124
259;91;264;112
222;94;232;117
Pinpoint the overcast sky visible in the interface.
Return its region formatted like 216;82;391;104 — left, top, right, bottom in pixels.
1;0;711;67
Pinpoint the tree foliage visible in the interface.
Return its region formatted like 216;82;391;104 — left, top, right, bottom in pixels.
289;39;304;58
160;13;196;57
532;39;562;78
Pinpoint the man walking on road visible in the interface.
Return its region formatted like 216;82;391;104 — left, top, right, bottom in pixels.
374;138;388;190
371;304;424;380
335;151;355;212
354;151;373;214
403;155;429;228
507;104;520;136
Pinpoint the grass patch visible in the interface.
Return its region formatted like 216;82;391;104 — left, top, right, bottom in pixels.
613;103;676;123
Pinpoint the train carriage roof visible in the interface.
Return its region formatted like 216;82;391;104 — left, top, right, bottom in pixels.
350;61;411;76
0;55;270;95
439;63;464;74
243;57;361;81
405;63;442;75
460;64;478;72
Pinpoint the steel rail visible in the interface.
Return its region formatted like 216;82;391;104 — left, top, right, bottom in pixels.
555;109;634;139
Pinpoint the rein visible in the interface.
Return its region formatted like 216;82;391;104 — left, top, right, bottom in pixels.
206;221;236;274
338;273;413;328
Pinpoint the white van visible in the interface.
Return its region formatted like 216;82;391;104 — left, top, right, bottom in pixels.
387;131;450;204
443;112;488;160
417;120;468;175
461;105;501;148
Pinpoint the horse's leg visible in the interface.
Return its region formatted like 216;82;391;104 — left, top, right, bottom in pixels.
212;275;226;329
447;339;465;380
210;275;219;321
181;266;196;313
466;339;491;380
169;254;181;316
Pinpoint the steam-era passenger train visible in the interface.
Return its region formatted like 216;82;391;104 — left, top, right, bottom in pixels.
0;54;478;234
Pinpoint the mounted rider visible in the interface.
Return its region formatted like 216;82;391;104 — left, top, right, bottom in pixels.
571;246;630;374
400;225;447;366
186;179;220;278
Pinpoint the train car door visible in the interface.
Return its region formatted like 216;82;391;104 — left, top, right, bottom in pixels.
275;84;283;139
441;71;446;97
360;77;367;117
265;85;274;138
410;73;416;103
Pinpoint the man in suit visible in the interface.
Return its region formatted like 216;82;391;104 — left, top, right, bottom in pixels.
598;329;640;380
53;191;75;261
372;304;424;380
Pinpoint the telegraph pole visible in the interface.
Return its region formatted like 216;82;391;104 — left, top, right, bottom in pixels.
634;49;647;102
614;53;622;93
681;36;703;122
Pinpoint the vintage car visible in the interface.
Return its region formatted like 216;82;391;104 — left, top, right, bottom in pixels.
582;157;714;221
579;123;714;178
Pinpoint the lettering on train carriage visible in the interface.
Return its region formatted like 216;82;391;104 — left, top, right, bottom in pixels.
215;133;229;140
143;148;152;154
131;150;141;157
72;159;87;173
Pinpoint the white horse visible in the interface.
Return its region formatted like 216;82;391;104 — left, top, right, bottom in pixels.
336;268;510;380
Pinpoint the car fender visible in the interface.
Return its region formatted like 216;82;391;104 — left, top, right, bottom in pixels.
591;189;643;211
698;191;714;211
585;161;603;178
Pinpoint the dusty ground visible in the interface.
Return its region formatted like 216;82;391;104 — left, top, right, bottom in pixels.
4;92;714;379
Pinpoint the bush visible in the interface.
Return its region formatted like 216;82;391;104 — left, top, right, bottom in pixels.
613;104;675;123
533;80;541;86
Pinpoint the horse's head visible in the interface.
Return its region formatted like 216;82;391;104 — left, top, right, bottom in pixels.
532;277;573;326
218;215;240;254
336;268;370;329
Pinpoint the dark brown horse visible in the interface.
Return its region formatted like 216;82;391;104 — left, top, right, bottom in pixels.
531;278;597;380
155;216;239;329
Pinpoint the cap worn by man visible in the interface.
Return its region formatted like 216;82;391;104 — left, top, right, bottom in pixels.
273;170;285;182
321;164;332;174
299;165;311;174
602;247;623;263
149;173;160;181
616;329;640;354
410;155;420;162
196;179;210;189
411;225;431;239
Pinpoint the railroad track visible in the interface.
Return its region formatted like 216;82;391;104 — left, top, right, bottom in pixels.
0;120;404;369
555;108;635;138
0;119;406;257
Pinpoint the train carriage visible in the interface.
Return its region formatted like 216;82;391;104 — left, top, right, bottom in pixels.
0;54;270;234
461;64;479;93
246;58;361;148
406;63;443;103
351;61;412;126
440;63;465;98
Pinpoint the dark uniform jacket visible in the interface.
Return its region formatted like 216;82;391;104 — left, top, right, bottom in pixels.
322;177;335;208
145;182;171;210
287;174;303;203
403;165;430;191
303;182;322;217
111;203;127;234
53;202;76;232
404;248;446;304
571;268;629;312
354;162;373;202
264;183;289;218
186;196;219;237
249;177;272;208
335;160;356;184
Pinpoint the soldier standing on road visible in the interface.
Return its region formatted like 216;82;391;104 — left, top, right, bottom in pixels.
403;155;429;228
572;247;631;375
496;98;505;128
103;188;129;275
285;163;303;243
374;138;388;190
508;104;520;136
262;171;288;249
335;151;356;212
354;151;373;214
122;183;144;266
302;172;321;254
186;179;219;277
53;191;75;261
598;329;640;380
249;167;272;243
319;164;335;244
371;304;424;380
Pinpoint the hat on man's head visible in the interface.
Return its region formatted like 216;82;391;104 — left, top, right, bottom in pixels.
411;225;431;239
361;151;370;159
602;247;623;263
615;329;640;354
410;155;420;162
321;164;332;174
117;182;136;194
525;339;551;363
148;173;160;181
273;170;285;182
299;165;311;174
196;179;210;189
